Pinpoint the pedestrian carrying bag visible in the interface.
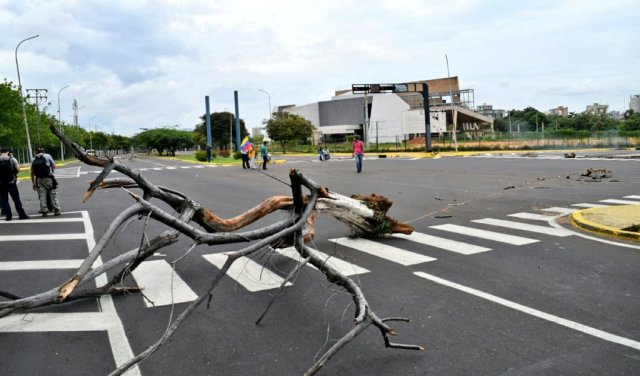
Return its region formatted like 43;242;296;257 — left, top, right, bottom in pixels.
32;155;50;178
0;159;14;185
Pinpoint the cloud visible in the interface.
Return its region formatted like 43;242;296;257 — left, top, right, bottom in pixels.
1;0;639;136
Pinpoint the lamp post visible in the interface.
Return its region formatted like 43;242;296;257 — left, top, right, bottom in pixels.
258;89;272;120
15;34;39;162
57;85;70;160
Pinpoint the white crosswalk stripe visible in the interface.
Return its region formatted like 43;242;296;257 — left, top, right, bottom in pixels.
430;224;539;245
572;203;609;208
393;232;492;255
599;199;640;205
472;218;573;237
541;207;577;215
131;260;199;307
508;212;557;221
275;246;370;276
329;237;438;265
203;253;293;292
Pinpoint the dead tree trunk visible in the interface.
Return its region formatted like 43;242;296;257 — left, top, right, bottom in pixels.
0;124;422;375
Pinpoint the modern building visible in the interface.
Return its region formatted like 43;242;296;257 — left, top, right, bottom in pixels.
281;78;493;145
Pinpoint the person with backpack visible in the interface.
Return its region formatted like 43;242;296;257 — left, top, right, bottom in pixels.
31;147;61;217
0;148;30;221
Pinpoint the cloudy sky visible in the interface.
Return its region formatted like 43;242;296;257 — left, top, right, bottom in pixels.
1;0;639;136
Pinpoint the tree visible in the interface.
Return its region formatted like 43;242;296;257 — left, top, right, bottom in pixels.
133;128;194;155
620;112;640;132
194;111;248;150
265;112;314;153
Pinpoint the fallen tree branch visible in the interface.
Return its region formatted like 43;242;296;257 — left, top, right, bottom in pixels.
0;124;423;374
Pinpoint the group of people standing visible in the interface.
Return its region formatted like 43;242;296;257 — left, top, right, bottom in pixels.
0;147;61;221
240;137;270;170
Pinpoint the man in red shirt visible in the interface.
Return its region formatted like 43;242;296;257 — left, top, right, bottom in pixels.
352;135;365;173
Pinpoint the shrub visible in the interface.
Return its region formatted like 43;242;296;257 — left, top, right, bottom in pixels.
233;151;242;160
195;150;207;161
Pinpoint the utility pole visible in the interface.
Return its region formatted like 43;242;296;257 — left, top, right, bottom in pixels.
445;54;458;152
26;88;48;147
16;34;39;162
57;85;70;160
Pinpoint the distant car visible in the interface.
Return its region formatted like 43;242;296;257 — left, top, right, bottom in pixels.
86;149;97;157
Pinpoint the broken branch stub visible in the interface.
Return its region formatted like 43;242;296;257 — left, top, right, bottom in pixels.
0;124;424;375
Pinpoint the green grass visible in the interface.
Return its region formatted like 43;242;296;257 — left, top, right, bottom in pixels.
167;154;239;164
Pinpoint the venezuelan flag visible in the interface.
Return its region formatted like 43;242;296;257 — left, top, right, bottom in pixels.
240;136;251;152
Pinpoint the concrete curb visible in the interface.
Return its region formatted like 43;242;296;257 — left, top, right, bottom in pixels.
571;206;640;241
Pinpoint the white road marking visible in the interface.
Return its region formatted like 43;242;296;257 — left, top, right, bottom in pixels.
130;260;199;307
472;218;573;237
0;260;83;270
329;237;437;265
203;253;293;292
0;217;83;224
599;199;640;205
276;246;370;276
508;212;557;221
414;271;640;351
430;224;539;245
80;211;140;375
0;312;116;332
571;203;609;208
623;195;640;200
0;212;140;375
393;232;491;255
0;233;88;241
541;207;577;215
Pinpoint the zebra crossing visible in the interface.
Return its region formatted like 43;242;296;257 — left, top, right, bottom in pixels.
124;194;639;305
1;196;638;310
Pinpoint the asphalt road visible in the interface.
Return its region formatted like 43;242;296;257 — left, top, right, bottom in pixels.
1;151;639;375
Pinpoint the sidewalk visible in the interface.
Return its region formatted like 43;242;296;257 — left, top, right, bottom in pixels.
571;205;640;241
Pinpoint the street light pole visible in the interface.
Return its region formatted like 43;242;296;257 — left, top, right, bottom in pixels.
57;85;70;160
15;34;39;162
258;89;272;120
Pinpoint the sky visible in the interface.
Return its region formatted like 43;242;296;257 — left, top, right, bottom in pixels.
1;0;639;136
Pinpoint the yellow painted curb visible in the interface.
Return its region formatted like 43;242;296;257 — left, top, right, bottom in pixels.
571;210;640;241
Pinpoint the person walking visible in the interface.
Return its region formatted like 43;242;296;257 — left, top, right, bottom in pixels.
352;135;365;173
260;141;269;170
0;148;30;221
31;147;61;217
240;136;251;169
248;141;257;170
